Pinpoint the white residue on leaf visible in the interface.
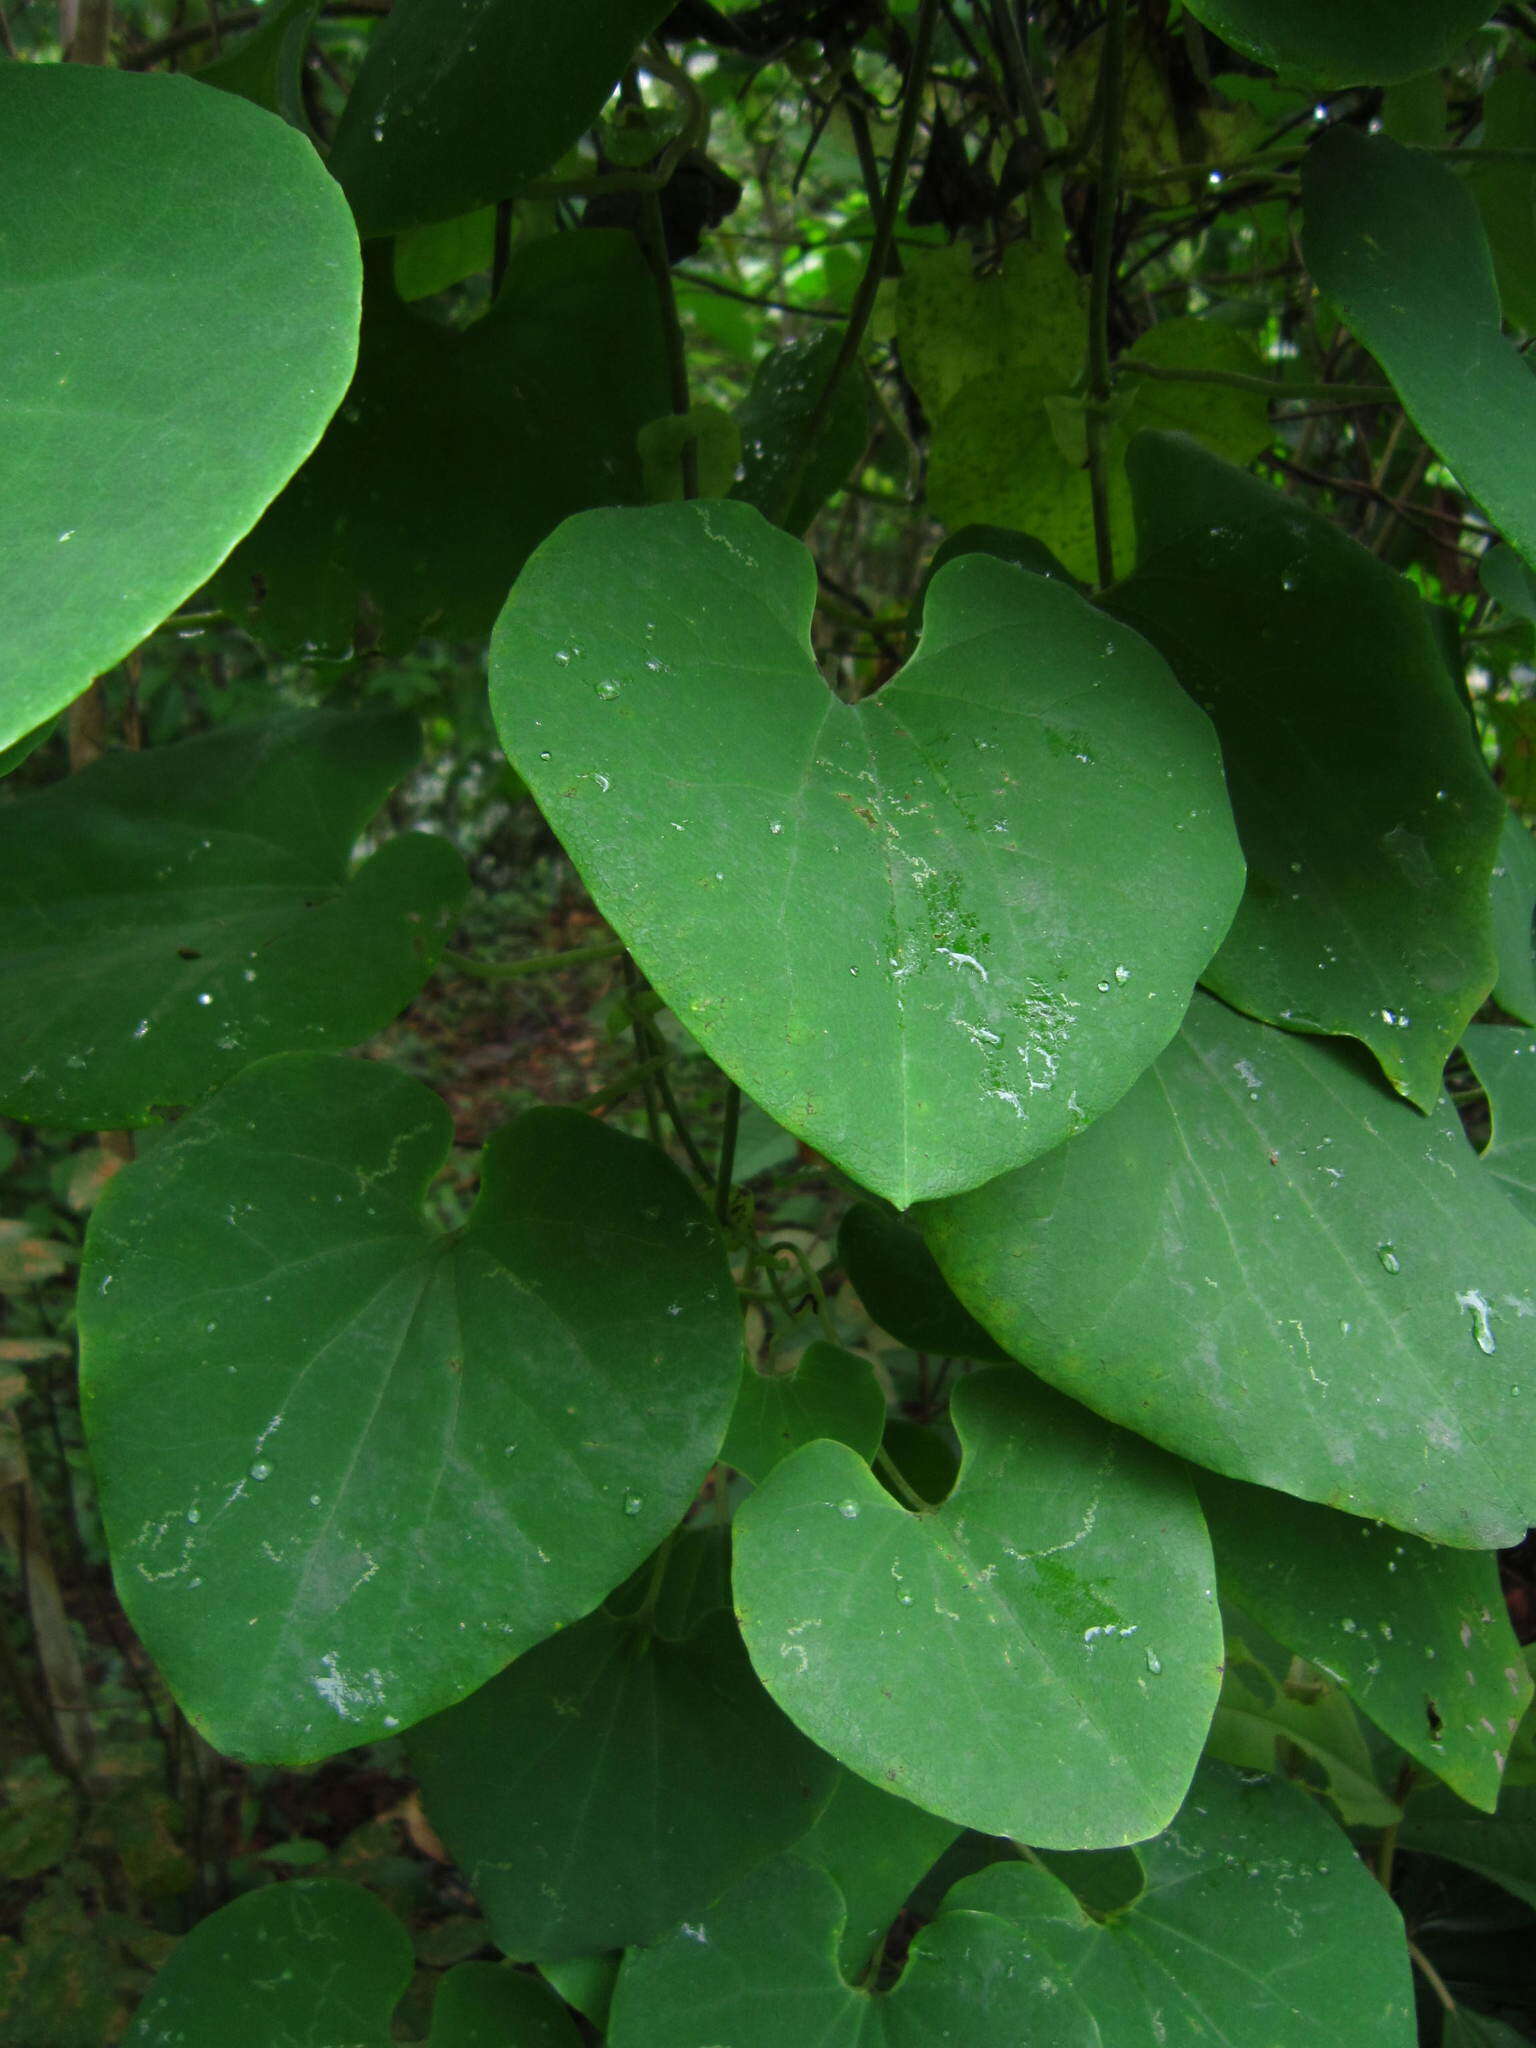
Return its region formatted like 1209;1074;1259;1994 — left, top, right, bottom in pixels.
313;1651;388;1721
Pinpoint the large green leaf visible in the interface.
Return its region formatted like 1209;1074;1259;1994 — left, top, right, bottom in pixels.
330;0;671;237
124;1888;576;2046
425;1965;583;2047
897;241;1084;421
1469;68;1536;338
732;1369;1222;1847
923;991;1536;1547
0;710;466;1130
219;235;669;656
1200;1472;1528;1810
837;1203;1011;1361
1490;811;1536;1027
1399;1782;1536;1911
788;1771;959;1980
608;1765;1414;2046
1303;127;1536;573
1182;1;1492;86
491;499;1243;1207
924;319;1271;585
123;1880;411;2047
722;1342;887;1486
1464;1023;1536;1223
1107;434;1502;1108
79;1057;740;1761
0;64;359;754
410;1605;837;1961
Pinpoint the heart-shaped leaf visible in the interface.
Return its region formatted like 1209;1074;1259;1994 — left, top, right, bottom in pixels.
1399;1781;1536;1911
722;1342;887;1485
924;991;1536;1546
608;1764;1414;2047
219;235;669;656
79;1055;740;1761
732;1368;1222;1847
788;1770;959;1980
490;499;1244;1206
329;0;671;237
1200;1471;1529;1810
1182;0;1492;85
1303;127;1536;573
1107;433;1502;1109
0;65;359;753
411;1603;837;1961
0;709;466;1129
123;1881;411;2047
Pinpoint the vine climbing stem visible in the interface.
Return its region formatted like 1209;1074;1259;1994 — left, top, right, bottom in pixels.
1085;0;1129;590
768;0;940;530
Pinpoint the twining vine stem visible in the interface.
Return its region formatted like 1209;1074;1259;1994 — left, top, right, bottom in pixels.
768;0;940;530
1085;0;1129;590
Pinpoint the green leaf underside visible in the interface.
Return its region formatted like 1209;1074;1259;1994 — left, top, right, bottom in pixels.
491;498;1244;1208
123;1880;411;2047
411;1606;837;1961
329;0;672;237
1398;1781;1536;1912
0;710;466;1129
1469;69;1536;338
1200;1471;1529;1810
927;320;1272;585
197;0;319;123
1464;1023;1536;1224
0;64;359;754
79;1056;740;1762
837;1203;1012;1361
1207;1631;1403;1829
722;1341;887;1485
1490;811;1536;1027
922;990;1536;1548
1303;127;1536;574
732;1368;1221;1848
1108;434;1501;1109
1183;0;1492;86
608;1764;1413;2046
219;235;670;657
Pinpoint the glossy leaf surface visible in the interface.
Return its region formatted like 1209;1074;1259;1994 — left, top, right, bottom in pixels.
1491;812;1536;1027
722;1342;887;1485
80;1058;740;1761
1464;1024;1536;1224
609;1765;1413;2046
0;64;359;753
924;992;1536;1546
491;500;1243;1207
331;0;671;236
1183;0;1492;85
1108;434;1501;1108
733;1369;1221;1847
220;235;668;655
411;1606;837;1960
123;1880;411;2047
1200;1471;1528;1809
0;710;466;1129
1304;127;1536;572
